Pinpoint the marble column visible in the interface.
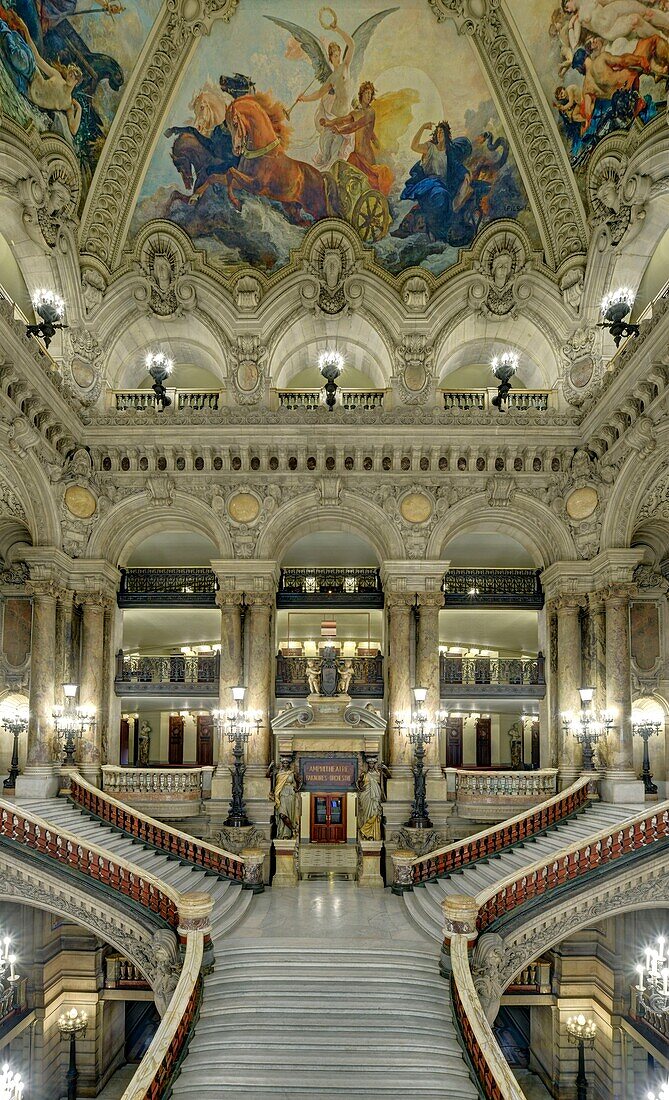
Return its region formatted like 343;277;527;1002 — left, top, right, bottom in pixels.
54;589;74;692
245;594;273;766
16;581;59;798
588;591;607;716
416;593;442;766
386;595;413;766
78;592;109;781
214;591;243;773
602;583;643;801
553;594;585;785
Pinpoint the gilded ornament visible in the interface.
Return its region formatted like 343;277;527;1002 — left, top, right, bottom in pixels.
228;493;260;523
64;485;97;519
565;486;599;520
399;492;433;524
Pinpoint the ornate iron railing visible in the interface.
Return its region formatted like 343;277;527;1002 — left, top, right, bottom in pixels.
442;568;543;608
439;654;545;697
276;652;384;697
277;567;383;607
113;389;221;412
115;651;219;695
118;568;218;608
277;389;385;411
442;388;553;413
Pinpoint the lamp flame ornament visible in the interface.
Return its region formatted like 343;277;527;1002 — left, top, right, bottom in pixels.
318;348;344;412
58;1006;88;1100
26;289;65;348
52;684;95;766
212;687;261;828
490;350;518;411
0;705;28;789
632;710;663;796
566;1013;596;1100
395;687;435;829
599;287;639;347
635;934;669;1016
562;687;614;772
0;1064;23;1100
145;350;173;410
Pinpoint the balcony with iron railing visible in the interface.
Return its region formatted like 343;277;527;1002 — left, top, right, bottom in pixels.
442;568;543;609
277;567;383;608
118;567;218;608
440;653;546;698
441;388;556;413
276;651;384;698
115;650;219;696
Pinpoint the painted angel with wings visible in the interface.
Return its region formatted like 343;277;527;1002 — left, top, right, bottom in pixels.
265;5;401;170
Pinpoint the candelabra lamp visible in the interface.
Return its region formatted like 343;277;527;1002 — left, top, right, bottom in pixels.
395;687;435;829
0;706;28;789
633;712;663;796
635;935;669;1017
52;685;95;766
491;350;518;411
0;934;20;1026
562;688;614;772
58;1006;87;1100
26;289;65;348
566;1013;596;1100
647;1082;669;1100
598;287;639;347
145;351;173;410
0;1063;23;1100
212;687;261;828
318;349;343;412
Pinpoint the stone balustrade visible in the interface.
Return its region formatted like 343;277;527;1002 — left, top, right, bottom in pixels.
105;953;150;990
442;388;554;413
277;388;385;411
112;389;221;412
101;765;213;818
505;958;552;994
452;769;558;820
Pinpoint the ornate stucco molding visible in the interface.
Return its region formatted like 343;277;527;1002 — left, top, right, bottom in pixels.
427;0;588;267
79;0;239;267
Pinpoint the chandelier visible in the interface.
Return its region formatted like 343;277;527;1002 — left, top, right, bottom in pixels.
647;1084;669;1100
490;350;518;411
318;349;344;412
145;351;174;410
0;1064;23;1100
636;935;669;1015
562;687;614;772
52;684;95;766
26;288;66;349
599;287;639;347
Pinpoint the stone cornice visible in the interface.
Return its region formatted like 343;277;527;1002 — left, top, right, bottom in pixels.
542;549;644;598
380;560;447;594
210;559;280;596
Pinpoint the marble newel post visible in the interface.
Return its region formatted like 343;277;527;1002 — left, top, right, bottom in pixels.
385;594;413;767
15;581;59;798
553;594;585;786
245;594;273;767
78;591;110;784
213;590;243;781
601;584;644;803
416;593;442;766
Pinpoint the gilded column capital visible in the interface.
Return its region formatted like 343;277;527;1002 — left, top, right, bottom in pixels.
602;582;637;603
76;589;115;612
26;579;65;602
215;589;245;610
546;593;587;614
587;590;607;613
416;591;444;610
386;592;416;611
246;592;273;610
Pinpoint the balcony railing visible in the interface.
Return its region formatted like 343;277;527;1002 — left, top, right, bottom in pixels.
442;388;555;413
443;568;543;609
452;769;558;821
440;654;545;697
276;652;384;698
277;567;383;608
628;985;669;1049
277;388;385;411
102;765;213;808
115;651;219;696
118;567;218;608
504;958;552;995
112;389;222;412
105;954;151;990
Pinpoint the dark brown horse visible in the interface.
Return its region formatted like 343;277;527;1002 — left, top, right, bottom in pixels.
193;94;327;224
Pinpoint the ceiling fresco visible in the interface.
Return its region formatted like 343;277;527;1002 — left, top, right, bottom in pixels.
131;0;539;276
0;0;161;190
511;0;669;173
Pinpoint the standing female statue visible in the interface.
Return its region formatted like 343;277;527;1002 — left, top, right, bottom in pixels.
357;756;389;841
268;755;303;839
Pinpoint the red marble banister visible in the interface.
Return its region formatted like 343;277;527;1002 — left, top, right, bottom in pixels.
68;775;245;882
412;775;593;884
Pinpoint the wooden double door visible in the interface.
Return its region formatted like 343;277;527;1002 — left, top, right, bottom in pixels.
310;793;346;843
167;714;214;766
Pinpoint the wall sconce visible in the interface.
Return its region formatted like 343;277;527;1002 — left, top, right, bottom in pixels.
26;289;65;348
599;287;639;346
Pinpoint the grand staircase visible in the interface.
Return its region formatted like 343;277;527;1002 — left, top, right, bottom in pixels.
404;800;635;941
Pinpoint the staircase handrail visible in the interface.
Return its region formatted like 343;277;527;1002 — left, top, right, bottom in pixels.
121;932;203;1100
450;936;524;1100
411;775;593;883
68;773;246;883
473;798;669;932
0;796;180;927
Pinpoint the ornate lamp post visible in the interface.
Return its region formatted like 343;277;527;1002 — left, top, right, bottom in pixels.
566;1013;596;1100
145;350;173;410
0;934;20;1025
58;1006;88;1100
212;687;261;828
0;1063;23;1099
26;289;65;348
491;350;518;411
632;711;663;796
395;687;434;829
0;706;28;789
52;685;95;766
562;687;614;772
635;934;669;1016
318;349;344;412
598;287;639;347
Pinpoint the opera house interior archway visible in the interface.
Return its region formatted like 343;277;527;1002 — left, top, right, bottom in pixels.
0;0;668;1095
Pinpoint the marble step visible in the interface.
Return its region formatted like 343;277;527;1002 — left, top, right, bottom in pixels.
171;1067;478;1097
192;1019;459;1042
187;1037;466;1069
